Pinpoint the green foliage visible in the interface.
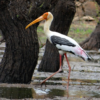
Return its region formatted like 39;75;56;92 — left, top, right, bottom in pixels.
28;3;33;14
94;1;100;23
95;1;100;16
16;15;19;18
39;2;44;8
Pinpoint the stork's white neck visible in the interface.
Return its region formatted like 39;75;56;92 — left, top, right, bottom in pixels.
44;15;53;36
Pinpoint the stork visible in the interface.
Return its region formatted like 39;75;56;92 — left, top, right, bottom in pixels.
25;12;91;89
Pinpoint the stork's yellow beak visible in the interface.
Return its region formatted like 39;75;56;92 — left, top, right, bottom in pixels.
25;16;44;29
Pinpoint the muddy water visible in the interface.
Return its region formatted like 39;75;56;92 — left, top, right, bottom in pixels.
0;43;100;100
0;85;99;99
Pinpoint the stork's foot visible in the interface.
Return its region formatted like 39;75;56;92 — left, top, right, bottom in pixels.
40;64;62;87
59;69;63;73
40;81;46;87
41;81;45;85
58;66;63;73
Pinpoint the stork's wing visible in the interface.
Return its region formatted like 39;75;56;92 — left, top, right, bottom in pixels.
51;35;76;47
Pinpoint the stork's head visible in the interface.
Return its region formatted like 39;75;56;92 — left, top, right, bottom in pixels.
25;12;53;29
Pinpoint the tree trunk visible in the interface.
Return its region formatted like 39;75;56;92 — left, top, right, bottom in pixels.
80;0;100;50
0;5;39;83
38;0;76;72
80;20;100;50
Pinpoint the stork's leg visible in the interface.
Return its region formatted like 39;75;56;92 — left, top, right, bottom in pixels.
64;53;71;90
41;54;62;85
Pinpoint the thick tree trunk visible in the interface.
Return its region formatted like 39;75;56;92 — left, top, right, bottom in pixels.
80;0;100;50
80;20;100;50
0;8;39;83
38;0;76;72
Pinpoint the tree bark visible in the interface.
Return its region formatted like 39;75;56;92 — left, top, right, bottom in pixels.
0;1;39;83
80;0;100;50
38;0;76;72
96;0;100;5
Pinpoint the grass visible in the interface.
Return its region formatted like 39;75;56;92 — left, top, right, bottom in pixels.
37;21;96;47
68;21;96;43
37;26;44;33
37;26;47;47
69;28;92;35
68;27;93;43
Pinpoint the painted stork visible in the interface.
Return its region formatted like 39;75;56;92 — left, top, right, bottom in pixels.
25;12;92;89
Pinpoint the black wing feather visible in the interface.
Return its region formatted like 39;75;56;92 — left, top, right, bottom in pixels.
51;35;76;47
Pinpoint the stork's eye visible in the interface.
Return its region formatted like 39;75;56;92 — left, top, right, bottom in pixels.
43;12;48;19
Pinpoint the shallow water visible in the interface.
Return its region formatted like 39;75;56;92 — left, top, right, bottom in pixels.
0;43;100;99
0;84;100;99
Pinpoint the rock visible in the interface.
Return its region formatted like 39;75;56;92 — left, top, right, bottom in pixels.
83;1;100;17
73;16;80;21
80;16;95;21
79;0;85;3
75;1;82;7
75;6;84;17
84;0;94;1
